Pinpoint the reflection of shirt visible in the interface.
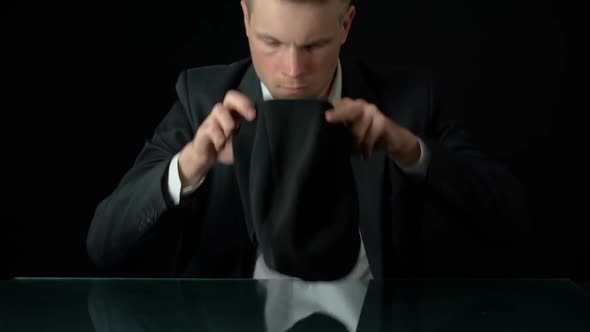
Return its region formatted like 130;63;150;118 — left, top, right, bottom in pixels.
260;278;369;332
166;58;431;279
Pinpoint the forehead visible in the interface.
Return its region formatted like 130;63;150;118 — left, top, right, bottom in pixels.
249;0;343;10
249;0;343;39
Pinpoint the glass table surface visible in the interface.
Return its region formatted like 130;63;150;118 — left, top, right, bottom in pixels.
1;277;588;331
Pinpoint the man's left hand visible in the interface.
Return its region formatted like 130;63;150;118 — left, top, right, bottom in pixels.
325;98;421;166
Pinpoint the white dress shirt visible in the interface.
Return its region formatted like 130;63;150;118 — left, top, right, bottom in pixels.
166;59;430;280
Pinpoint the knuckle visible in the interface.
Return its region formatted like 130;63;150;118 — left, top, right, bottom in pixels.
366;104;378;115
224;90;236;102
200;119;213;131
355;101;366;110
209;123;222;138
213;124;223;136
227;120;236;132
222;113;236;130
203;125;216;139
239;99;253;114
211;103;225;116
213;133;225;147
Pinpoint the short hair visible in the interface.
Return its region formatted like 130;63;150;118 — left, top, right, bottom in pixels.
245;0;352;23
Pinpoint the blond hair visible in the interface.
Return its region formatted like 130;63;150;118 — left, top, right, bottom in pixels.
245;0;352;22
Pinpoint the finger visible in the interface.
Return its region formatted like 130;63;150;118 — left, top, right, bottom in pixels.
212;104;236;138
356;115;374;159
223;90;256;121
206;123;227;152
364;117;384;159
351;109;373;144
217;140;234;165
325;109;334;121
362;105;384;157
325;99;364;124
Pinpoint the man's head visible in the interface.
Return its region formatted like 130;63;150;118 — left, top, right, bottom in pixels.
240;0;355;99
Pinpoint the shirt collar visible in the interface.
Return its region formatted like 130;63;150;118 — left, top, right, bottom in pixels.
260;59;342;105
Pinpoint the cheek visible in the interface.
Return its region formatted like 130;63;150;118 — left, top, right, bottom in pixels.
251;45;277;72
309;48;339;73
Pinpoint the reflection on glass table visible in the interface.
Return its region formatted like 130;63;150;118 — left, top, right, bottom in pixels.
0;278;588;331
260;278;368;331
87;278;368;332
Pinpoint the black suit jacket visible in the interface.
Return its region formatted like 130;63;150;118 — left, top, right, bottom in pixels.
86;56;529;278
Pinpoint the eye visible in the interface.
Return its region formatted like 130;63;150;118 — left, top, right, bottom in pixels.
304;44;319;51
304;41;328;52
264;39;280;47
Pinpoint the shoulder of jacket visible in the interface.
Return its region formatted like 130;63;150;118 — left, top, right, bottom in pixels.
175;57;252;95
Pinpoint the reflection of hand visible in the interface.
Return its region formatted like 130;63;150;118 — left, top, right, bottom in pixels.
178;89;256;188
261;279;369;332
325;98;420;165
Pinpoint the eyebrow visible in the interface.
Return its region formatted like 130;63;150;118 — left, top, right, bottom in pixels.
254;32;333;47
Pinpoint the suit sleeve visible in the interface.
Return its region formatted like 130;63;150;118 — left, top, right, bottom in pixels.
390;80;531;276
86;71;207;272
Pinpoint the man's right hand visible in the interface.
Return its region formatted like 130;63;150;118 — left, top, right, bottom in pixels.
178;90;256;188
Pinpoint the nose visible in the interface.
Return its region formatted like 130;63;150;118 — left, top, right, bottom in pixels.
280;47;305;78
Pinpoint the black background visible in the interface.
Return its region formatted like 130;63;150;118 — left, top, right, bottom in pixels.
3;0;587;282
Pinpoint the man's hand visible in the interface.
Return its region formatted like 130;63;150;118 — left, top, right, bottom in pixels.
178;90;256;188
325;98;421;165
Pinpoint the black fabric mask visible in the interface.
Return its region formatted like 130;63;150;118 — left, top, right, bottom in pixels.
232;99;360;281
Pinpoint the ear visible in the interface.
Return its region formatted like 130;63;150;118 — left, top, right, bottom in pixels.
340;5;356;45
240;0;250;37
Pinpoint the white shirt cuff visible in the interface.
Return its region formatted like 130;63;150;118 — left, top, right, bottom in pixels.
167;153;205;205
396;137;430;177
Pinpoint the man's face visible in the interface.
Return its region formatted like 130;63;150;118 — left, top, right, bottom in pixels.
241;0;355;99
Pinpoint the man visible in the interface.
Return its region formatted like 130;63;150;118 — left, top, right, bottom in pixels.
87;0;528;279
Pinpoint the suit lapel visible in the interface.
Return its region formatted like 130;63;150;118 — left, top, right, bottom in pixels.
237;63;263;104
232;63;263;243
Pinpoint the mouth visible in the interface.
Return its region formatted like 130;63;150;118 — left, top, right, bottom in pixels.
281;86;307;93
